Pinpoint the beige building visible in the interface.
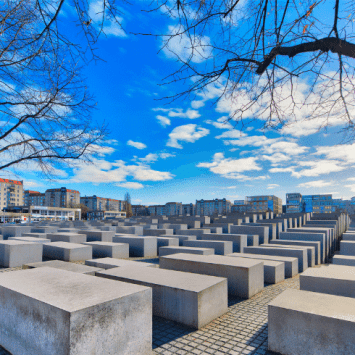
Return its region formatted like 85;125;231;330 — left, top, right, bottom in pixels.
80;196;125;211
0;178;24;210
24;190;46;206
45;187;80;208
246;195;283;214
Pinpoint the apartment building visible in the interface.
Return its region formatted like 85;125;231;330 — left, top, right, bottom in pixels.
147;205;166;216
24;190;46;206
246;195;282;214
286;193;334;213
45;187;80;208
165;202;183;216
195;198;232;216
80;195;124;212
285;193;303;213
182;203;195;216
0;178;24;210
132;205;149;216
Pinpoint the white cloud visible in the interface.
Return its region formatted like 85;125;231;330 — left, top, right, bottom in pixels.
139;153;158;163
87;144;115;157
216;130;246;139
167;124;209;149
156;115;171;127
294;160;345;177
168;109;201;119
191;101;205;109
205;117;234;130
262;141;309;156
116;182;144;189
267;184;280;189
127;140;147;149
262;153;291;164
160;153;175;159
162;25;212;64
345;184;355;193
197;152;262;179
347;177;355;182
224;135;280;147
269;167;295;174
315;144;355;164
89;0;127;37
298;180;333;188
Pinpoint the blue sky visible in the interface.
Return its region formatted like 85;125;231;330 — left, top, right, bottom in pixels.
9;1;355;205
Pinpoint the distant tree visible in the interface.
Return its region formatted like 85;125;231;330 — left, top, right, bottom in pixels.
76;203;90;220
124;192;133;218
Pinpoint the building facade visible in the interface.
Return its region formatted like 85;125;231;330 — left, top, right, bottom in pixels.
24;190;46;206
286;193;303;213
147;205;166;216
286;193;335;213
165;202;183;216
80;195;124;212
87;210;126;220
132;205;149;216
182;203;195;216
231;204;252;213
0;178;24;210
246;195;282;214
45;187;80;208
195;198;232;216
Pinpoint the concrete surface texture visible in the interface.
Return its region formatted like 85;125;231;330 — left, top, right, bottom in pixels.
46;233;87;244
163;235;197;246
0;240;43;268
332;254;355;266
81;241;129;259
0;267;152;355
227;254;285;284
159;246;215;257
244;245;308;272
160;253;264;299
268;289;355;355
77;230;114;242
112;236;157;258
156;237;179;249
23;260;103;275
182;240;233;255
230;226;269;245
96;265;228;329
43;242;92;262
227;252;298;278
8;236;51;244
300;264;355;298
340;240;355;256
199;233;248;253
85;257;158;269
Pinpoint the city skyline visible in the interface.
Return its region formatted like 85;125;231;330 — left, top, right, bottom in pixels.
2;2;355;205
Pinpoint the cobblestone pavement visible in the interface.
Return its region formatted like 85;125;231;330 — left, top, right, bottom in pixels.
0;264;299;355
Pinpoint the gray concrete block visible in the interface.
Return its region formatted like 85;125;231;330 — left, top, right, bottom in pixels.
23;260;103;275
199;233;248;253
279;231;326;263
183;240;233;255
156;237;179;249
22;233;50;239
332;255;355;266
300;264;355;298
78;230;114;242
47;233;87;244
230;225;269;244
160;253;264;298
244;246;307;272
229;252;298;278
142;229;173;236
176;229;211;237
81;242;129;259
270;239;321;265
164;235;197;246
159;246;215;257
0;240;43;268
0;267;152;355
340;240;355;256
1;226;31;240
86;257;158;269
112;236;157;258
31;227;58;234
342;233;355;241
268;289;355;355
43;242;92;262
96;266;228;329
227;254;284;284
8;236;51;244
116;226;144;235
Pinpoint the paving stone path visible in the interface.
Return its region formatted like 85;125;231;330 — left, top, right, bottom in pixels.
0;265;299;355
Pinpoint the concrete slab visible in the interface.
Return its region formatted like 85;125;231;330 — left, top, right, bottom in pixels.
164;235;197;246
81;242;129;259
23;260;103;275
279;231;326;263
300;264;355;298
199;233;248;253
85;257;158;269
96;266;228;329
116;226;144;235
156;237;179;250
270;239;321;265
0;240;43;268
160;253;264;298
230;225;269;244
340;240;355;256
1;226;31;240
8;236;51;244
332;255;355;266
46;233;87;244
183;240;233;255
227;254;284;284
269;289;355;355
261;244;315;267
142;229;173;236
244;246;307;272
228;252;298;278
159;246;215;257
77;230;114;242
0;267;152;355
112;236;157;258
43;242;92;262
